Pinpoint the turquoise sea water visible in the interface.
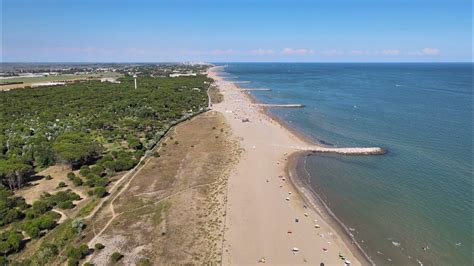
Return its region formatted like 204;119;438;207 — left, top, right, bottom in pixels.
217;63;473;265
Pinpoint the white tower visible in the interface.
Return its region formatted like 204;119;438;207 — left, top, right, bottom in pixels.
133;74;137;89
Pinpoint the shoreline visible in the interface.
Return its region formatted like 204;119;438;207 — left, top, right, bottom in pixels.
209;66;370;265
215;67;375;264
286;152;374;265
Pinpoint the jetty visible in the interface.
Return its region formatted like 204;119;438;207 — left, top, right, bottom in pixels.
271;144;385;155
303;146;385;155
254;103;305;108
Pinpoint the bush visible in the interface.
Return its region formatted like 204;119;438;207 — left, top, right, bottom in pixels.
79;166;91;177
45;175;53;180
90;165;104;176
38;214;56;229
58;200;75;209
51;191;69;202
138;258;151;266
0;230;23;254
66;244;89;262
25;225;41;238
2;208;24;225
87;190;94;196
67;172;76;180
94;243;105;250
72;177;83;186
32;200;52;214
94;187;107;198
94;177;108;187
67;258;79;266
110;252;123;263
71;219;84;234
57;182;67;188
32;243;58;264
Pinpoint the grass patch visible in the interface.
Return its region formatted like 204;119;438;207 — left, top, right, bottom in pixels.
77;199;99;217
151;201;171;225
208;85;223;104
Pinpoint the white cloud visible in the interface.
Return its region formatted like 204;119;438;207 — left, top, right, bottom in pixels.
127;47;146;55
382;49;401;55
420;47;440;55
350;50;369;55
210;49;236;55
321;49;343;56
281;48;315;55
250;48;275;55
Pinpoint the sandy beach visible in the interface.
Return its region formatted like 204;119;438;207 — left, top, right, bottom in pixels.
208;68;366;265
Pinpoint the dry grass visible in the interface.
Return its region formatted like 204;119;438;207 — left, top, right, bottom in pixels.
209;84;224;104
85;111;239;265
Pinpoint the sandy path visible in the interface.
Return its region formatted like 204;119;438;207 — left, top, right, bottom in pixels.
209;70;362;266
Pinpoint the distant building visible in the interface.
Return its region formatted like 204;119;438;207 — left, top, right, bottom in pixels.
169;73;197;78
31;82;66;87
100;77;121;83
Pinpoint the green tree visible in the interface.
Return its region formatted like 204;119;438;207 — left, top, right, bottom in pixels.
52;133;102;168
0;159;34;190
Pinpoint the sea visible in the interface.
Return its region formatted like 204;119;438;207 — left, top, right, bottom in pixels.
215;63;473;266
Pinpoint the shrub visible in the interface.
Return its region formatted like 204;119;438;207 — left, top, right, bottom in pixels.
2;209;24;225
85;179;95;187
57;182;67;188
25;225;41;238
0;230;23;254
32;243;58;264
52;191;69;202
67;258;79;266
67;172;76;180
79;166;91;177
94;243;105;250
68;192;81;201
45;175;53;180
90;165;104;176
38;214;56;229
94;187;107;198
58;201;75;209
110;252;123;263
66;244;89;261
72;177;83;186
71;219;84;234
94;178;108;187
32;200;52;214
138;257;151;266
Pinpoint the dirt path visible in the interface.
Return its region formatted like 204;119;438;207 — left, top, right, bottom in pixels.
84;147;159;259
52;209;68;224
83;112;238;265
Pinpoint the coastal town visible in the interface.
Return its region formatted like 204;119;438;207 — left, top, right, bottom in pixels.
0;63;208;90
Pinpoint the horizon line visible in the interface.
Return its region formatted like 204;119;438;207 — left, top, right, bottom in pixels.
1;61;473;64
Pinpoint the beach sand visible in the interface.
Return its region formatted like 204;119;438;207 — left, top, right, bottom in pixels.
209;69;366;266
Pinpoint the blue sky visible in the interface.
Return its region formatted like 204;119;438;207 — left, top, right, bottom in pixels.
1;0;472;62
